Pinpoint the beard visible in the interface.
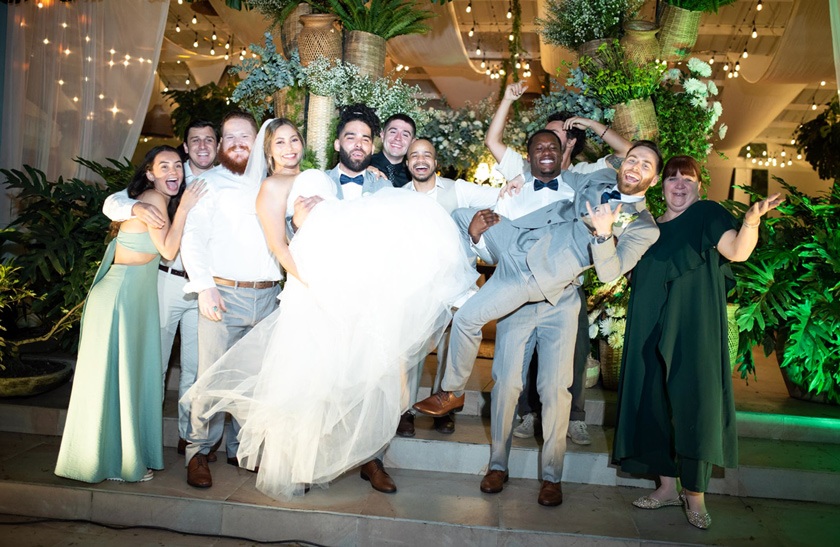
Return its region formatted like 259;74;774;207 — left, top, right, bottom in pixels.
409;164;435;183
218;145;250;175
338;147;372;173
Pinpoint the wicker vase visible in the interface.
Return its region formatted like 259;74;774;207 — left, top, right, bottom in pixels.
344;30;386;79
611;98;659;142
620;20;660;65
280;3;311;59
577;38;610;67
297;13;342;66
599;340;622;391
306;93;336;169
657;3;702;61
726;303;740;373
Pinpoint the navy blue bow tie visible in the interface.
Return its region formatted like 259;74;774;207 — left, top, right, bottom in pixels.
340;173;364;186
600;189;622;204
534;178;559;191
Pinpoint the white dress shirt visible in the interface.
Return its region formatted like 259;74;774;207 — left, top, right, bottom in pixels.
181;165;281;293
405;175;499;211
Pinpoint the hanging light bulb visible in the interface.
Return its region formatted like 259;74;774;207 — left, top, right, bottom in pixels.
224;52;229;61
210;46;216;55
787;160;792;166
175;19;181;33
500;68;506;75
466;1;472;13
516;61;521;69
225;40;230;50
733;71;740;78
525;62;530;70
476;44;481;56
727;72;733;79
709;55;715;64
751;25;757;39
212;27;217;41
193;33;199;48
507;7;512;19
185;77;190;85
468;26;474;37
239;49;245;61
812;103;818;110
742;48;748;59
735;61;741;71
797;153;802;160
821;80;827;86
480;58;486;68
191;14;197;25
723;62;729;71
756;0;763;11
486;68;491;76
790;138;796;145
509;33;514;41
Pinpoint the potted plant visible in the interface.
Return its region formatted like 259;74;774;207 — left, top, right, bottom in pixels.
658;0;738;60
585;273;630;390
537;0;644;57
724;178;840;404
649;56;727;217
326;0;435;78
572;40;665;142
0;158;132;396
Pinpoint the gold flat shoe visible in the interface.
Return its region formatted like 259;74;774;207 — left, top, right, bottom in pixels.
680;490;711;529
632;495;683;509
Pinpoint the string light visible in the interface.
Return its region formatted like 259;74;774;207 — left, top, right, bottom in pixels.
821;81;827;86
191;14;197;25
811;102;817;110
509;33;514;41
756;0;762;11
175;19;180;33
723;61;730;71
466;1;472;13
210;46;216;55
742;48;748;59
224;51;230;61
751;24;757;39
212;27;217;41
193;33;199;48
507;7;512;19
468;26;474;37
480;58;486;68
735;60;741;71
185;77;190;85
476;42;481;56
225;39;231;50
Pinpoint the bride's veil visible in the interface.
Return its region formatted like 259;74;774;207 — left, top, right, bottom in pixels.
244;118;274;184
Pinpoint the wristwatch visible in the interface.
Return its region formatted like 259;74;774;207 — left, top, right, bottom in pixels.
594;233;612;244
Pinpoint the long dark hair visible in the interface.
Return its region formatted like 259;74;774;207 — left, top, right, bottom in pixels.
127;145;185;220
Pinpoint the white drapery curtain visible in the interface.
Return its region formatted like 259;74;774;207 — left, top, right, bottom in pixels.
1;0;169;228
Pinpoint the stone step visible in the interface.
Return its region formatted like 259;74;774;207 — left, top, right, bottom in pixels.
1;431;837;546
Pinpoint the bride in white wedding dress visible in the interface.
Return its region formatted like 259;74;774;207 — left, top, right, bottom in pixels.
184;118;476;500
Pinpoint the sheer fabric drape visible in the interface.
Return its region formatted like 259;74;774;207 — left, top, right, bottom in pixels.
1;0;169;227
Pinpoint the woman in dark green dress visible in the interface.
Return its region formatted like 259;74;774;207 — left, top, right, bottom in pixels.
612;156;782;529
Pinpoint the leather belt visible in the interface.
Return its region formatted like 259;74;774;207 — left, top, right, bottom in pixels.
213;277;279;289
159;265;189;280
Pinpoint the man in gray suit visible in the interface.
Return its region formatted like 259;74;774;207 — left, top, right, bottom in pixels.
414;134;662;506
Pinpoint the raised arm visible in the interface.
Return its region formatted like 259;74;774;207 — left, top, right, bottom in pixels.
256;176;301;282
563;116;631;158
717;193;784;262
485;83;527;162
143;181;206;261
103;188;166;229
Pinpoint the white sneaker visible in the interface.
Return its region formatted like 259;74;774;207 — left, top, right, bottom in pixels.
513;412;537;439
567;420;592;445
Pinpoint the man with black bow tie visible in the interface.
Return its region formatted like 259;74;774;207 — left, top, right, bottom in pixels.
324;104;393;200
414;135;662;506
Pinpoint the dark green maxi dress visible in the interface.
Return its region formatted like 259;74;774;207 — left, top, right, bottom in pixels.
55;230;164;483
612;200;740;487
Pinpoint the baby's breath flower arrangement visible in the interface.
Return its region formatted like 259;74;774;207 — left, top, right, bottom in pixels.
536;0;644;50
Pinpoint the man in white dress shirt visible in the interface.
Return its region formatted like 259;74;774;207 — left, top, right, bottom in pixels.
101;119;218;457
180;110;282;489
397;138;500;436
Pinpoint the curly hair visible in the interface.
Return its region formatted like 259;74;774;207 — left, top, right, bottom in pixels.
336;103;381;139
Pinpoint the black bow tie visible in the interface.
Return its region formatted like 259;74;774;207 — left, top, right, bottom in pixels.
534;178;559;191
340;173;364;186
600;189;622;204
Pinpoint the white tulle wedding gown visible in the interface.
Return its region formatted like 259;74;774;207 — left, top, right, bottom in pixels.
185;170;476;500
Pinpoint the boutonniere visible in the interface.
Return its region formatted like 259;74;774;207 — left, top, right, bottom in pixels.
613;212;638;228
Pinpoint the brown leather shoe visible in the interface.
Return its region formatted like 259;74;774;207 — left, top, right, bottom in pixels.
177;438;187;455
412;391;465;417
360;458;396;493
538;480;563;506
480;470;508;494
396;411;415;438
187;454;212;488
433;413;455;434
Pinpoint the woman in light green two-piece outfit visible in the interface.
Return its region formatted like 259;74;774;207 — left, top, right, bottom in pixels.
55;146;205;483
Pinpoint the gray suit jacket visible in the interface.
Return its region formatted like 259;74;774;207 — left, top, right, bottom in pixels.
326;165;393;198
498;168;659;305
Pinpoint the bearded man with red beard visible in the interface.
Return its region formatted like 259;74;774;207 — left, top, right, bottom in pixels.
179;110;282;489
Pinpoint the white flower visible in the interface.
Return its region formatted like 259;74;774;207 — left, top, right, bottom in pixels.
712;101;723;118
608;332;624;349
665;68;682;82
707;81;718;96
687;57;712;78
599;317;616;337
589;323;600;339
718;123;728;139
683;78;708;97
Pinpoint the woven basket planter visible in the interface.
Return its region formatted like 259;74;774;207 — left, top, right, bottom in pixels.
298;13;342;66
621;20;660;65
306;93;335;169
577;38;610;67
657;4;702;61
599;340;622;391
280;3;311;59
726;303;739;373
344;30;386;79
612;97;659;142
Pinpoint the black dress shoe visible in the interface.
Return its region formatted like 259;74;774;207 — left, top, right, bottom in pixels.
396;411;415;437
360;458;397;493
433;413;455;434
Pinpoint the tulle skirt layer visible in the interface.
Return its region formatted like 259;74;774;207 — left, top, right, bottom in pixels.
185;189;476;499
